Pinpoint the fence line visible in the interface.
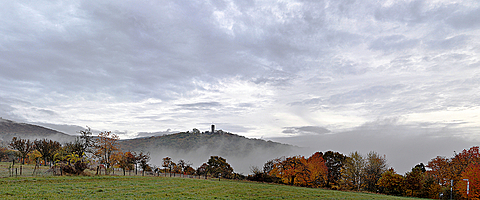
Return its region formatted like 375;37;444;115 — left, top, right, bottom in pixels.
1;163;209;179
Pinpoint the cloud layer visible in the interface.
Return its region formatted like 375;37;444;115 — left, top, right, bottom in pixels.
1;0;479;172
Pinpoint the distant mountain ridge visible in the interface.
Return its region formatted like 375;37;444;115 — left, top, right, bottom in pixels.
0;118;76;144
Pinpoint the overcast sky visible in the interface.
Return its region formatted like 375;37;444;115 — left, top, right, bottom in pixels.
1;0;479;173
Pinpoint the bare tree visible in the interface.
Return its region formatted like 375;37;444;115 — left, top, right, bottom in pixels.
9;137;33;164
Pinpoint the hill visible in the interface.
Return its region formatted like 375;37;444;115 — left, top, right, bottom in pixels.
119;130;304;174
0;118;75;145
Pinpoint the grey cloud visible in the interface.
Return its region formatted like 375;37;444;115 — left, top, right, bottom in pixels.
237;103;255;108
369;35;420;52
327;84;406;105
282;126;331;135
196;123;254;133
426;34;470;50
446;6;480;30
373;0;428;24
288;98;323;106
32;108;57;116
33;123;86;136
176;102;222;111
136;130;175;138
217;124;254;133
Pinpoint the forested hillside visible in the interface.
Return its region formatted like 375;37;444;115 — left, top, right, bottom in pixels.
119;130;302;174
119;130;294;156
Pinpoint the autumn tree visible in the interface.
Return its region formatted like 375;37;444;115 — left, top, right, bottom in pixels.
421;172;443;199
269;156;302;185
28;150;42;165
162;156;173;174
172;163;182;174
263;159;275;174
139;152;151;176
184;166;196;175
177;159;192;176
291;156;311;187
426;156;451;186
177;159;186;174
304;152;328;187
114;151;135;176
340;151;365;191
34;139;61;166
266;154;328;187
377;168;404;196
206;156;234;178
458;163;480;199
63;139;84;156
9;137;33;164
262;159;280;182
0;146;10;161
363;151;388;192
403;164;425;197
323;151;347;188
196;163;208;176
93;131;119;170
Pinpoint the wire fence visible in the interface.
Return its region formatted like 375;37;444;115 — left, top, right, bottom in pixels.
0;162;209;179
0;163;53;177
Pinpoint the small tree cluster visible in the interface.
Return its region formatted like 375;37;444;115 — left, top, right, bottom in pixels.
339;151;388;192
250;151;345;188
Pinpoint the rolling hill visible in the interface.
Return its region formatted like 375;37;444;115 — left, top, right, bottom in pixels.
0;118;76;145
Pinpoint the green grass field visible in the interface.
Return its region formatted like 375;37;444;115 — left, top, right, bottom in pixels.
0;175;423;200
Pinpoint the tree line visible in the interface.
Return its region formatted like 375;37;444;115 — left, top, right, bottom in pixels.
247;147;480;199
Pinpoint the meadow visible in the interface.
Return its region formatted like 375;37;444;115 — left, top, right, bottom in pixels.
0;175;424;200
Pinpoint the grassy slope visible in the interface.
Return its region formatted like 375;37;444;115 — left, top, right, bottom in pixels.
0;176;422;200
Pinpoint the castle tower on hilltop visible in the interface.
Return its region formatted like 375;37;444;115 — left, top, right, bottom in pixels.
211;124;215;133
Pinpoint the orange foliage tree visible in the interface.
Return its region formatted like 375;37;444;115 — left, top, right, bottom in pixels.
427;156;452;186
304;152;328;187
270;156;305;185
94;131;120;170
458;163;480;200
114;151;136;176
452;146;480;197
269;153;328;187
